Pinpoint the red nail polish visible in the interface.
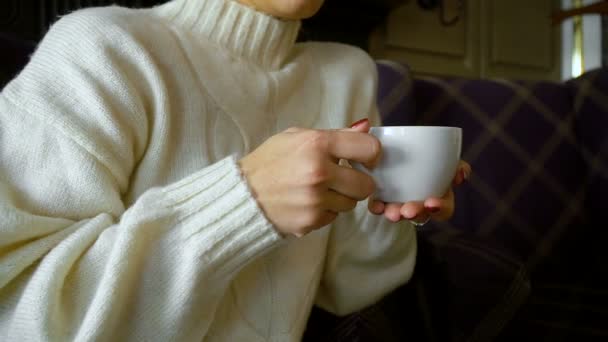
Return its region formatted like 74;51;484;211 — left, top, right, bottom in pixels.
350;118;369;128
426;206;440;213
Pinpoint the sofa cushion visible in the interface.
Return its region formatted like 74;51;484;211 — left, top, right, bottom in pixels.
376;60;415;126
515;68;608;297
375;62;534;341
303;235;529;342
569;68;608;229
375;61;608;340
500;68;608;340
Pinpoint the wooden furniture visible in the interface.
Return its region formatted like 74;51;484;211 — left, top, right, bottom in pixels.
552;0;608;25
370;0;563;81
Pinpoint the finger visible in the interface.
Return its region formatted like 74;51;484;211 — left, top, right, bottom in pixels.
333;118;372;165
316;211;339;229
368;199;385;215
285;126;304;133
346;118;371;132
328;163;376;200
423;188;455;221
296;210;338;237
384;203;403;222
399;201;426;220
337;119;372;166
323;190;358;213
453;160;472;186
453;169;465;186
460;160;473;179
326;130;381;167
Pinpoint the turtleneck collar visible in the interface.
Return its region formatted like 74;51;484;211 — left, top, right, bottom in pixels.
154;0;301;70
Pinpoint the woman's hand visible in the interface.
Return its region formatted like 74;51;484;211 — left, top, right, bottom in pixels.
239;127;381;237
368;160;471;224
350;119;472;224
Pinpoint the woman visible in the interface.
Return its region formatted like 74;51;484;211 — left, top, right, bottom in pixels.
0;0;471;340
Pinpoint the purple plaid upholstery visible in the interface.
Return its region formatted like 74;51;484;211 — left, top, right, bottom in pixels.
570;68;608;227
377;64;587;261
376;60;414;127
373;61;608;340
499;69;608;341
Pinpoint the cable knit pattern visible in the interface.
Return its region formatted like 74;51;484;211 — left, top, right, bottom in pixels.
0;0;416;340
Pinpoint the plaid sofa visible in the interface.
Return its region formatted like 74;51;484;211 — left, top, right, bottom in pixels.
375;60;608;341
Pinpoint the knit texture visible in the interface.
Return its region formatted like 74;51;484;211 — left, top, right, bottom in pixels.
0;0;416;340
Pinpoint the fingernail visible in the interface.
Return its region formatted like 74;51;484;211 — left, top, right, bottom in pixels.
425;206;440;213
463;169;471;180
349;118;369;128
454;174;464;186
372;201;384;214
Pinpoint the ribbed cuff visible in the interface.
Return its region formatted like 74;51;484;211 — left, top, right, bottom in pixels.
163;156;282;277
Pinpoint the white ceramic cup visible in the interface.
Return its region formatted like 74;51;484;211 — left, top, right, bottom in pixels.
356;126;462;203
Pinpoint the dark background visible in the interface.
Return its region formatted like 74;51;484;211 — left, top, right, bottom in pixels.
4;1;605;83
604;16;608;67
0;0;405;49
0;0;408;87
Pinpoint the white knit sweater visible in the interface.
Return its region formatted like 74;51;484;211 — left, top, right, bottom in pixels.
0;0;416;340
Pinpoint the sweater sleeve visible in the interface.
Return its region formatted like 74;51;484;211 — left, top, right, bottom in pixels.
312;44;417;316
0;10;281;341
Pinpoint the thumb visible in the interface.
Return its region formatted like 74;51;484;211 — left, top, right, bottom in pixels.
344;118;371;133
340;118;381;169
